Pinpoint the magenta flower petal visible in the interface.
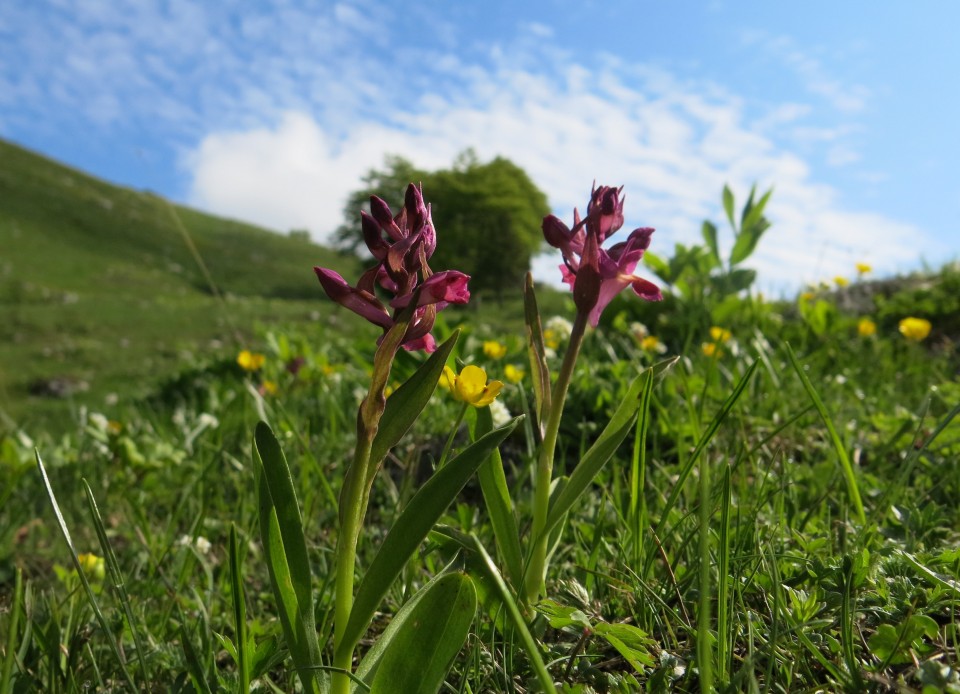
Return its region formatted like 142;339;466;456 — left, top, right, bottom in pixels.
314;267;392;328
390;271;471;309
544;185;660;325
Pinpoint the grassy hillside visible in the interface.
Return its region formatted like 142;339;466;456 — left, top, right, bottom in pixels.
0;138;358;429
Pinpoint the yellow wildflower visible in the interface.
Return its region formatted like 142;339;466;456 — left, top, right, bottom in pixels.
800;291;816;302
834;276;849;288
857;318;876;337
259;380;278;396
504;364;525;384
237;350;265;372
856;262;872;275
483;340;508;359
640;335;668;354
898;317;931;342
440;365;503;407
77;553;106;582
709;327;732;343
702;342;722;358
543;329;560;350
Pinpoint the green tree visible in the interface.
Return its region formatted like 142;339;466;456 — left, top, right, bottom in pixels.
336;151;550;299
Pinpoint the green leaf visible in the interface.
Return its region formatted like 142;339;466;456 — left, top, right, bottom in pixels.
541;365;664;541
726;268;757;294
338;417;522;662
742;187;773;235
524;272;552;431
594;623;656;672
254;423;322;693
730;187;772;265
473;407;524;592
701;220;721;267
868;615;939;665
785;344;865;524
367;573;477;694
722;184;736;233
370;331;459;467
536;599;592;631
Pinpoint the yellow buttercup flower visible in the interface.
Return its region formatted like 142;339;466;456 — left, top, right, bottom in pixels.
543;329;560;350
483;340;508;359
702;342;721;358
856;262;872;275
260;380;278;396
834;276;849;288
799;291;816;302
237;350;265;372
440;365;503;407
709;327;732;343
857;317;877;337
504;364;525;384
640;335;668;354
898;317;931;342
77;553;106;582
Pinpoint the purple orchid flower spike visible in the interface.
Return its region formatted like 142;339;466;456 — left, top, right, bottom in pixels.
315;183;469;351
543;184;662;327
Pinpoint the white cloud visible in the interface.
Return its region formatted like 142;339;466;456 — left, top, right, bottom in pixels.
186;53;938;296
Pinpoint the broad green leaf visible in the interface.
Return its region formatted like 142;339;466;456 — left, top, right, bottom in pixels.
726;268;757;294
536;599;592;631
524;272;552;431
701;220;721;267
742;187;773;235
594;623;656;672
473;407;524;592
254;423;322;692
338;417;522;662
368;573;477;694
370;331;459;467
785;344;865;523
868;615;938;665
541;366;664;541
722;184;736;233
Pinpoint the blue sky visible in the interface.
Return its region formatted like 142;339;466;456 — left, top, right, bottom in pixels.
2;1;957;294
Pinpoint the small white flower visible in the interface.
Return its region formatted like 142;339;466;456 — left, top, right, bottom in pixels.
545;316;574;340
88;412;109;432
197;413;219;429
488;399;512;428
629;321;649;340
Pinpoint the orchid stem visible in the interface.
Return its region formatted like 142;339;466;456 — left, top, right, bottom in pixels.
524;310;588;604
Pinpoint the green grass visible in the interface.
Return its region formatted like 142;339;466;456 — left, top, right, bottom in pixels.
1;138;959;692
0;137;358;429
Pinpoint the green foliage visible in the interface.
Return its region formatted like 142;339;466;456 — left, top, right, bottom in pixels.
336;150;550;297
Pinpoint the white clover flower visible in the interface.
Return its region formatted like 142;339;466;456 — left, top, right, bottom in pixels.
629;321;649;340
545;316;574;340
488;399;512;428
197;413;220;429
88;412;109;432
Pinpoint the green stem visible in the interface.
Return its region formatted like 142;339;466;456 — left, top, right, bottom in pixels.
437;403;469;469
332;434;374;694
524;311;588;604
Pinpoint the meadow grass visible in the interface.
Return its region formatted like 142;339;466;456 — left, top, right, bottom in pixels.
2;139;959;692
2;275;958;692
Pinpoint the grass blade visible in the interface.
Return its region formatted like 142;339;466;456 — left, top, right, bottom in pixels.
82;479;152;683
229;523;250;693
1;567;23;694
470;534;557;694
654;360;758;536
785;343;865;524
35;449;139;692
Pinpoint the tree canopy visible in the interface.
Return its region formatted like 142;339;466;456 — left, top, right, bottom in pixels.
336;151;550;298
